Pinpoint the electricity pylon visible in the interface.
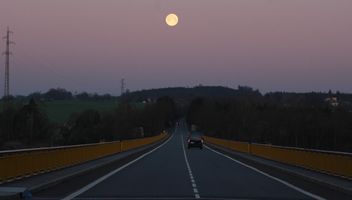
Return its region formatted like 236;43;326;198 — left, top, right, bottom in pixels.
3;27;14;99
121;78;125;96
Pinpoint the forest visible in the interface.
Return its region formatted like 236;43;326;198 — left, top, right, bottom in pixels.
187;92;352;152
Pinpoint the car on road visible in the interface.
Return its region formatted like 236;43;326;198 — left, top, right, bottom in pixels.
187;133;204;149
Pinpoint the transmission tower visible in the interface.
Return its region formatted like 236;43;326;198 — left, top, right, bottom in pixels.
3;27;14;99
120;78;125;96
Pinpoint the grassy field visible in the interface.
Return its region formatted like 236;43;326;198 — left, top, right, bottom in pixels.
0;100;119;123
43;100;118;123
0;99;148;123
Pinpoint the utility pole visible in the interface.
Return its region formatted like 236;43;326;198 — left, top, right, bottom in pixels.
3;27;14;100
120;78;125;96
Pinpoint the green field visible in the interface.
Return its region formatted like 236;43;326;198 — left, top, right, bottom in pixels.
0;100;148;123
0;100;119;123
43;100;118;123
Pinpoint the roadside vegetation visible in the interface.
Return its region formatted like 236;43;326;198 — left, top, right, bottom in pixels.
1;86;352;153
187;89;352;153
0;88;177;150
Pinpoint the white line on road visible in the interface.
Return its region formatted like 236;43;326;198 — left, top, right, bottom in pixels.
181;134;201;199
61;134;174;200
205;145;326;200
60;197;245;200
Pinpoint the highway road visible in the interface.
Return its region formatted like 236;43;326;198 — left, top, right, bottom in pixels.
33;122;345;200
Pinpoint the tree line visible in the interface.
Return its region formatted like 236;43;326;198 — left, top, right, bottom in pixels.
2;86;352;152
0;96;177;150
119;85;261;102
5;88;117;101
187;92;352;152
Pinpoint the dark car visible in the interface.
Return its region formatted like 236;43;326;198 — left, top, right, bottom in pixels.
187;133;203;149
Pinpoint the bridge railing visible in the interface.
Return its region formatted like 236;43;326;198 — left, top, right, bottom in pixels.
204;136;352;179
0;133;167;183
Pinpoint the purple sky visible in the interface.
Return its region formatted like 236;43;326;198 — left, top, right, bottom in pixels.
0;0;352;95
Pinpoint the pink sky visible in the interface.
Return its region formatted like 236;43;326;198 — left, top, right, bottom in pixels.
0;0;352;95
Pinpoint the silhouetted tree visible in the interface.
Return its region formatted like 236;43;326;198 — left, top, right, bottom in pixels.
44;88;73;100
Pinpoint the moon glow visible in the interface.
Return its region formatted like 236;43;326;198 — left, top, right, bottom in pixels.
165;13;179;27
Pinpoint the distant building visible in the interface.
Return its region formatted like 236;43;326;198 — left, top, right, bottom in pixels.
325;97;339;107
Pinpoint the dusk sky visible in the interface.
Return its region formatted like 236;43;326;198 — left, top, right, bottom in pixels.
0;0;351;95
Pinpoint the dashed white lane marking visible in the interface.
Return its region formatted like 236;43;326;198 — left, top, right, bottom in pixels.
181;134;201;199
61;134;174;200
205;145;326;200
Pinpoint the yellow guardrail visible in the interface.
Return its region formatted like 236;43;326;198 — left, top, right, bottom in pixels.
204;136;352;179
0;133;167;183
203;136;249;153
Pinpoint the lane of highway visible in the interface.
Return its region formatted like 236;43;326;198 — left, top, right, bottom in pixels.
72;130;194;199
34;122;325;200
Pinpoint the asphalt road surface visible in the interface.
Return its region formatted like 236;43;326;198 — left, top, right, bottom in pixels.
33;122;341;200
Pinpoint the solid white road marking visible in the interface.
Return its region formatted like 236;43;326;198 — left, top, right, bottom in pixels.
65;197;242;200
205;145;326;200
61;134;174;200
181;134;200;199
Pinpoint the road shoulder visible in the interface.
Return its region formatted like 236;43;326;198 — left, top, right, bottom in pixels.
0;135;170;200
206;143;352;200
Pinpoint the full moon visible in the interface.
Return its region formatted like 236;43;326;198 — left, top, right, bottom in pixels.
165;13;178;27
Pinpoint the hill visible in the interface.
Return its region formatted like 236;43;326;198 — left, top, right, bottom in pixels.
119;86;261;103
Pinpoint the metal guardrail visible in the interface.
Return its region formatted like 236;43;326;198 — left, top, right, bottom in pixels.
204;136;352;179
0;133;167;183
250;142;352;156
